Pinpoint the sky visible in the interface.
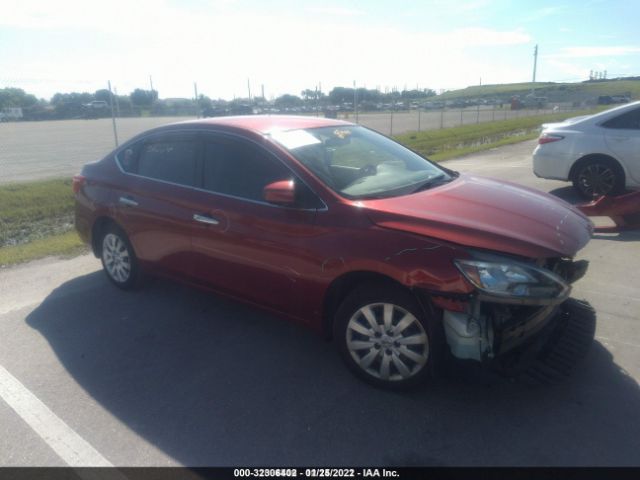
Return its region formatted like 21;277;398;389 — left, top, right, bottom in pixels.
1;0;640;101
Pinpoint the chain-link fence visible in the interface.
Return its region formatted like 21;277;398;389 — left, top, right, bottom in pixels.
340;103;579;136
0;101;590;184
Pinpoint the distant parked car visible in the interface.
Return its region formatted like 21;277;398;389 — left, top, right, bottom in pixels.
533;101;640;197
598;95;631;105
74;116;593;389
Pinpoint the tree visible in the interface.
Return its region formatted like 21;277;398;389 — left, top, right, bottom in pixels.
301;89;318;101
130;88;158;106
274;94;303;108
51;92;93;106
94;89;112;103
197;94;213;110
0;88;38;109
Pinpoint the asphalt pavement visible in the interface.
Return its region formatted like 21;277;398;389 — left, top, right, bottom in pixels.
1;140;639;467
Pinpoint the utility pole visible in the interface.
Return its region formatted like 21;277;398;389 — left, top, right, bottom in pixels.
149;75;154;92
247;78;251;101
108;80;119;147
194;82;199;118
113;87;121;117
261;84;265;100
353;80;358;123
531;44;538;95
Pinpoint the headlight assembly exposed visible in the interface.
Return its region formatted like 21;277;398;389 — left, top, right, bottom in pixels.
454;259;569;301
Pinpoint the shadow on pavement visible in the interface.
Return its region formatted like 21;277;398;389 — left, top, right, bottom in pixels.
26;272;640;466
548;186;584;205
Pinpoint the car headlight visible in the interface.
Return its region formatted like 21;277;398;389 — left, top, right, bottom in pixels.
454;259;569;300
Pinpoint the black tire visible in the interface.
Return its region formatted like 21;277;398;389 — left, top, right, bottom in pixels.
333;283;434;389
99;224;140;290
572;157;625;198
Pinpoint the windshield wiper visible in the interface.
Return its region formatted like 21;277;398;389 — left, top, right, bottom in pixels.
410;175;452;193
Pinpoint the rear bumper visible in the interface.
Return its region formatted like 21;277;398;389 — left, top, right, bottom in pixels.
532;148;572;181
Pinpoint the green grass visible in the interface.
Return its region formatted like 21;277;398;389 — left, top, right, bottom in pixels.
437;79;640;102
393;108;600;159
0;178;76;248
0;230;87;267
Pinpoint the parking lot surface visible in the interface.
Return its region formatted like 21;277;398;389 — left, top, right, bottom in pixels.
1;140;639;466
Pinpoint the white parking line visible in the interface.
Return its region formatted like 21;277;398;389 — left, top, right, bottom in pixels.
0;364;112;467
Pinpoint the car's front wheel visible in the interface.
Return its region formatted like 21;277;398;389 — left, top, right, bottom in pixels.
334;284;433;389
572;157;624;198
100;225;139;290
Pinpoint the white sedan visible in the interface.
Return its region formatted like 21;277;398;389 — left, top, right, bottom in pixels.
533;100;640;197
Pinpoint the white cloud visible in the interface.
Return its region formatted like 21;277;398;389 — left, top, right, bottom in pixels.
306;7;364;17
1;0;533;99
546;46;640;58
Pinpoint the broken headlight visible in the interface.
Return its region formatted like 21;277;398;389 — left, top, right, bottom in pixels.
454;259;569;301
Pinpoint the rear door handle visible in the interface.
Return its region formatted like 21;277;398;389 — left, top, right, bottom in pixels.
119;196;138;207
193;214;220;225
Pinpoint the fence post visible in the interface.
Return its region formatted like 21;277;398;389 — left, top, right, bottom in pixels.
460;108;463;126
108;80;119;147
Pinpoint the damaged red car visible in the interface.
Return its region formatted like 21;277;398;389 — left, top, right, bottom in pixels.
74;116;593;388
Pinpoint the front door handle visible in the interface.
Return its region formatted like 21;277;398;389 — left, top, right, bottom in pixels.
193;214;220;225
119;196;138;207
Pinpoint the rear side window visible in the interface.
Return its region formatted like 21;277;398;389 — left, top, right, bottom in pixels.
602;108;640;130
136;135;199;186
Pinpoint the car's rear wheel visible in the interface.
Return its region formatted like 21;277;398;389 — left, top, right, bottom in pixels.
334;284;432;389
572;157;624;198
100;226;139;290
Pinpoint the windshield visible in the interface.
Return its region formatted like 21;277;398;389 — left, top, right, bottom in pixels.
269;126;452;199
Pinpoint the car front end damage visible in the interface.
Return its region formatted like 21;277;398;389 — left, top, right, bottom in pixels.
432;252;591;371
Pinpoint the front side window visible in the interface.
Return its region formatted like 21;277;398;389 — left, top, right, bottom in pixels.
268;126;452;200
203;137;290;201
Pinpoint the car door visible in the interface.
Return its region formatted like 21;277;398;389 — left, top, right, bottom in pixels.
112;131;202;278
188;133;324;319
602;106;640;184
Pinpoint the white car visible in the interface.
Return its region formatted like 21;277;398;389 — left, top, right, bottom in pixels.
533;100;640;197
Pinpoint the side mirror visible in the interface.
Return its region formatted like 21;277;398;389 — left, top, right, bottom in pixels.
263;179;296;206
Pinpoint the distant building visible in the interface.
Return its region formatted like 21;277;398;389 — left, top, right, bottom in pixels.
0;107;23;121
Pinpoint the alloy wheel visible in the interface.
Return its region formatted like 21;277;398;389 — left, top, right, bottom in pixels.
102;233;131;283
577;163;616;197
346;303;429;381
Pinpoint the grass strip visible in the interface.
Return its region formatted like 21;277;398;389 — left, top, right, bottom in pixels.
393;109;598;158
0;178;75;248
0;230;87;267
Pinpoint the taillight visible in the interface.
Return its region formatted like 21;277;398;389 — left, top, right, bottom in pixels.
538;133;564;145
72;175;86;194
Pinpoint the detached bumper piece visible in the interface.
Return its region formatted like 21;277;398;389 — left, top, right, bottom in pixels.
490;298;596;384
578;190;640;232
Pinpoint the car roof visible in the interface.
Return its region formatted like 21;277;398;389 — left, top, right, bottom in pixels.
172;115;352;134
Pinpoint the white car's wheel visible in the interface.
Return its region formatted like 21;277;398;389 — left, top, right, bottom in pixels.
572;157;624;198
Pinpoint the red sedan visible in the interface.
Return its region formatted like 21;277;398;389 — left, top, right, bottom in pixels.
74;115;593;388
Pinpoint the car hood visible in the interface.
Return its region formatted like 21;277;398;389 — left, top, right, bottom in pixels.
362;174;593;258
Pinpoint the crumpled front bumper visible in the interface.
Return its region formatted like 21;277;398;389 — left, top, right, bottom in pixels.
440;259;589;362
